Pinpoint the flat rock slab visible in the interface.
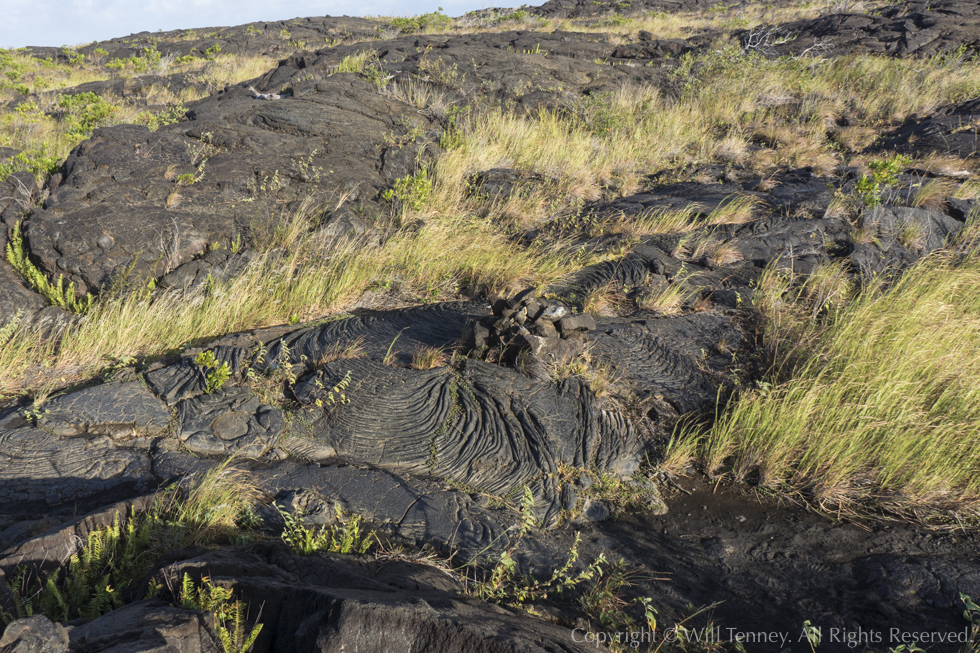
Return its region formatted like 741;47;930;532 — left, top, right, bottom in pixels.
258;302;480;371
158;549;598;653
0;496;152;575
0;428;152;511
40;382;172;438
876;97;980;158
772;0;980;59
66;600;216;653
592;312;735;415
28;72;436;295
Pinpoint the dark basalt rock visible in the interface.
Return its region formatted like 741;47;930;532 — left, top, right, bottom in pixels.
771;0;980;59
256;302;478;371
147;548;598;653
176;387;284;458
145;344;252;405
292;357;640;525
464;290;589;366
0;427;152;511
248;463;517;554
25;72;437;296
874;97;980;159
39;382;172;439
0;615;69;653
66;601;217;653
591;312;736;415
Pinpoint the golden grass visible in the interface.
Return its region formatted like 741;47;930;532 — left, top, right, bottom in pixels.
3;26;980;407
664;246;980;520
0;201;572;392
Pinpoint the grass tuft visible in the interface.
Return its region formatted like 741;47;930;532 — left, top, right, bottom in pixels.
667;250;980;520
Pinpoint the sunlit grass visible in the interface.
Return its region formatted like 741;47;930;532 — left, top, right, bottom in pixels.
665;243;980;520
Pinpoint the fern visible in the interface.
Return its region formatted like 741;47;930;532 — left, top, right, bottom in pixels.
179;574;263;653
278;504;376;556
5;221;94;314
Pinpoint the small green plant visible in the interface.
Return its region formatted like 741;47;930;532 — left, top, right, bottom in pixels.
179;574;263;653
203;43;222;60
135;102;187;130
382;168;433;211
6;222;94;314
962;594;980;652
856;154;910;207
312;370;351;408
194;350;232;393
388;9;453;33
0;147;60;183
57;92;119;139
2;512;153;625
278;504;376;555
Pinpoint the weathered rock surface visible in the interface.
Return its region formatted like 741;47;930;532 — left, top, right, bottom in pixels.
0;427;152;511
39;382;171;439
4;1;980;649
292;357;640;524
875;97;980;159
0;615;69;653
772;0;980;59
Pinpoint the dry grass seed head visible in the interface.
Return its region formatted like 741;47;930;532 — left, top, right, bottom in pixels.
412;345;448;370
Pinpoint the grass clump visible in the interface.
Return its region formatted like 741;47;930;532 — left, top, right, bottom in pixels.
666;250;980;520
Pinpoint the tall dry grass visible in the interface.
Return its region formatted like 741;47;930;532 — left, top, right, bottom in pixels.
665;232;980;520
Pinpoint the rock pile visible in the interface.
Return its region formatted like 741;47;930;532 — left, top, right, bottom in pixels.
465;288;597;365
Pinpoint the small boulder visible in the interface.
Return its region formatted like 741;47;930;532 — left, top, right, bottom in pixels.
557;313;596;335
0;615;69;653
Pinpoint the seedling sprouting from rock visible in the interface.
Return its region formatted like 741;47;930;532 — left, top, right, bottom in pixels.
194;350;231;393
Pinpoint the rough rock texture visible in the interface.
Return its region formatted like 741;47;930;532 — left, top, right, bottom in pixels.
153;548;597;653
3;1;980;650
39;382;172;439
291;357;640;524
875;97;980;159
772;0;980;59
176;387;283;457
25;73;436;296
67;601;218;653
0;427;152;511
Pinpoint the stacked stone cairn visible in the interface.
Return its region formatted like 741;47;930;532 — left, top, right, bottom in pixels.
464;288;596;366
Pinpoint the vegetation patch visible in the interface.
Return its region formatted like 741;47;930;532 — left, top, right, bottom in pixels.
666;247;980;521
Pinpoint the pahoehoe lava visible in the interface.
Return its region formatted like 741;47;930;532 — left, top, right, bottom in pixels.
2;0;980;650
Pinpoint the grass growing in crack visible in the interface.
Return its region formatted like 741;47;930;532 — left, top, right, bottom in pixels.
1;462;260;632
411;345;448;370
666;249;980;521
